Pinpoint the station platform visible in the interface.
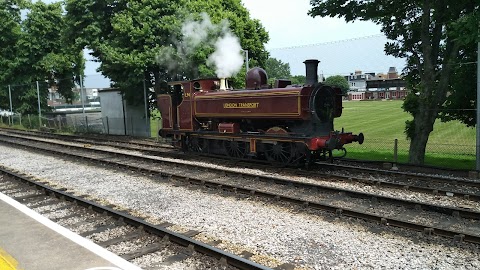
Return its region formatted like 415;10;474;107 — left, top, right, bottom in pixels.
0;192;142;270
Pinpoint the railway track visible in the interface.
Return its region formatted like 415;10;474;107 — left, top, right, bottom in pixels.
0;131;479;245
1;128;478;203
1;128;479;204
0;165;271;270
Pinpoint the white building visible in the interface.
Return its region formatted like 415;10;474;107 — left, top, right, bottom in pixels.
344;70;375;92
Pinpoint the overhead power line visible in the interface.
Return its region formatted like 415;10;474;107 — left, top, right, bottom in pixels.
267;34;385;51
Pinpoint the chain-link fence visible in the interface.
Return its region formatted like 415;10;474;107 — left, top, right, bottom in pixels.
334;101;475;170
0;113;159;138
1;110;474;170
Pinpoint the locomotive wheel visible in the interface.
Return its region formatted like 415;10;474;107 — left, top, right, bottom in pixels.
290;143;308;166
265;142;292;165
223;140;247;158
188;137;208;153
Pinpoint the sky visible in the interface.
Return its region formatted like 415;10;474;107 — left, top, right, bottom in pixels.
241;0;406;77
41;0;405;87
242;0;382;49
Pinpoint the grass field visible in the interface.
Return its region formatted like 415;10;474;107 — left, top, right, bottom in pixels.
335;100;475;169
150;109;162;138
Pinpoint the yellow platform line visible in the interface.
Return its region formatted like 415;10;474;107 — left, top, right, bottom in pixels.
0;248;20;270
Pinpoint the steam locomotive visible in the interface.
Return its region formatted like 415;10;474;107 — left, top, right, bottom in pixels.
156;59;364;165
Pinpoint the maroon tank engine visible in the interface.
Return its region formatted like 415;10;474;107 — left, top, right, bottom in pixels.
156;59;364;165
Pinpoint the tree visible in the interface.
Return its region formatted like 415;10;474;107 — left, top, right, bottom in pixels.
0;1;82;114
64;0;269;105
0;0;23;110
310;0;479;165
439;12;479;127
324;75;350;95
15;1;82;113
290;75;306;85
264;57;291;85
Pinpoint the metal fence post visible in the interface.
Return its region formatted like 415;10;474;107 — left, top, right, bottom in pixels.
80;75;86;118
143;78;149;137
28;114;31;129
8;85;12;126
130;116;133;136
394;138;398;163
72;116;76;132
392;139;399;170
36;81;42;127
106;117;110;134
19;114;22;127
85;116;89;133
156;119;160;141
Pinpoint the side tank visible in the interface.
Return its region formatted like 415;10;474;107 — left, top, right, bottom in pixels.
193;86;313;120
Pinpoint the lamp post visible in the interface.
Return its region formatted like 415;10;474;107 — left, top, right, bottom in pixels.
242;49;249;71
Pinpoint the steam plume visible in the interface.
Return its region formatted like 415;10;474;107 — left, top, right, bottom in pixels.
156;13;244;79
207;32;244;78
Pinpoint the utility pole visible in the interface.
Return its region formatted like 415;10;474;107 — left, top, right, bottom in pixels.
245;50;249;71
36;81;42;127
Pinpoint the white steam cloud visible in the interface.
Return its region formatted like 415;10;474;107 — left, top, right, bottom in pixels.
181;13;216;50
207;32;244;78
156;13;245;79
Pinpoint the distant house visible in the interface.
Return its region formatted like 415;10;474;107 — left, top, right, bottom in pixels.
344;70;375;92
347;67;408;101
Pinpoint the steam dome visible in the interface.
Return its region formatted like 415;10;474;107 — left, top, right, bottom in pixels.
246;67;268;90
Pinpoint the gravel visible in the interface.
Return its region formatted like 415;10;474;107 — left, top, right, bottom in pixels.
1;144;479;269
9;133;479;210
87;226;134;242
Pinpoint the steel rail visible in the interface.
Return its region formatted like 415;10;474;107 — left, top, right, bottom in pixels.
0;127;171;149
316;162;480;188
1;128;478;201
0;165;272;270
1;133;479;220
0;135;479;245
293;169;480;201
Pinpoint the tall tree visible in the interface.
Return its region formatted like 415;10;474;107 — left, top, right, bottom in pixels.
64;0;269;104
290;75;306;85
0;0;23;110
324;75;350;95
310;0;479;165
15;1;82;113
439;12;479;127
264;57;291;85
1;1;83;115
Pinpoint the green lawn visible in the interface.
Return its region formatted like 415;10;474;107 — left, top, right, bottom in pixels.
150;109;162;138
335;100;475;169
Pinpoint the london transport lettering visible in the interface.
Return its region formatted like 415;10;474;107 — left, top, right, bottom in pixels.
223;102;260;109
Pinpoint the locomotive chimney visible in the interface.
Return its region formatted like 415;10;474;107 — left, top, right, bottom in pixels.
219;78;228;91
304;59;320;86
